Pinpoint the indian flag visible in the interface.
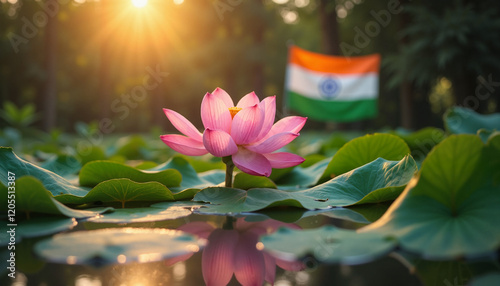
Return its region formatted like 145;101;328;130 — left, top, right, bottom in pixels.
285;45;381;122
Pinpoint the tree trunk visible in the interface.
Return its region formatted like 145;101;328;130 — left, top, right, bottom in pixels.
319;0;340;56
399;0;413;129
400;81;413;129
42;0;58;132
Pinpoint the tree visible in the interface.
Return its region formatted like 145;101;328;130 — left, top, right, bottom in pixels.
41;0;58;131
385;0;500;128
319;0;340;55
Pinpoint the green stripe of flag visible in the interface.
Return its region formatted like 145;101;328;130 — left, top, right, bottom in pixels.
287;91;377;122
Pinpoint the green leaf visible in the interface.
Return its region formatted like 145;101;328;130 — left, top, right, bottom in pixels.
40;154;81;177
0;176;112;218
57;179;175;207
87;201;206;223
198;170;225;185
393;127;446;160
34;228;206;265
319;133;410;183
304;208;372;224
274;157;331;188
148;156;218;189
77;146;107;166
444;107;500;134
0;147;89;197
145;156;225;200
477;128;494;143
133;161;158;170
233;173;277;190
362;135;500;259
260;226;396;264
193;156;417;214
471;273;500;286
486;131;500;184
184;157;225;172
346;203;391;223
86;207;191;223
79;160;182;188
251;205;384;225
113;135;147;159
269;154;328;184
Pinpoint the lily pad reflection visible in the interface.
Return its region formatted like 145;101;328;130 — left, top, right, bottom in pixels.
260;226;396;265
34;228;206;266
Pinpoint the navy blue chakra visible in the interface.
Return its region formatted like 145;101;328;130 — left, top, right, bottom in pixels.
318;76;341;99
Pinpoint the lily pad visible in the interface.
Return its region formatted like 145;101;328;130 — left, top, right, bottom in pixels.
56;179;175;207
40;154;81;177
0;218;77;246
149;156;223;191
86;203;196;223
260;226;396;264
184;156;225;172
444;106;500;134
309;208;372;224
241;207;374;224
486;131;500;183
0;147;89;197
319;133;410;183
34;228;206;265
471;273;500;286
150;201;207;209
77;145;107;166
194;156;417;214
394;127;446;160
233;173;277;190
113;135;148;159
0;176;112;218
274;157;331;188
362;135;500;259
346;203;391;223
79;160;182;187
198;170;225;185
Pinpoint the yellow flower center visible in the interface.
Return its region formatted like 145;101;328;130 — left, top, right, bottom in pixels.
228;107;242;119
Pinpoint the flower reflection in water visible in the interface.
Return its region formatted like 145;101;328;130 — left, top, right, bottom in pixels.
174;218;305;286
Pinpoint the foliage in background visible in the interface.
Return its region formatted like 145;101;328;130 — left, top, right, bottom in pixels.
5;0;498;132
384;0;500;116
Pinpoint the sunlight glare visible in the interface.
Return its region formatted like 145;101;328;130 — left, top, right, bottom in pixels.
132;0;148;8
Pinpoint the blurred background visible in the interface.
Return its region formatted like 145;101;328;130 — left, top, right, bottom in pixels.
1;0;499;134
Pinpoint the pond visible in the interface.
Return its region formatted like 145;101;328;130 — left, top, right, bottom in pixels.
1;206;497;286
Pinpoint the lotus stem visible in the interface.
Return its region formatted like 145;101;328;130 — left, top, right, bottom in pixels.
223;216;236;230
222;156;234;188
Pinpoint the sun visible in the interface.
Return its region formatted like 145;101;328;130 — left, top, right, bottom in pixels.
131;0;148;8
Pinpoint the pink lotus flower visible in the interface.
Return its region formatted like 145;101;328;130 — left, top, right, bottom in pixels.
161;88;306;177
